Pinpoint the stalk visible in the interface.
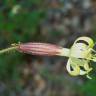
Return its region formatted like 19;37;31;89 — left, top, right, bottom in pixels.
0;46;18;54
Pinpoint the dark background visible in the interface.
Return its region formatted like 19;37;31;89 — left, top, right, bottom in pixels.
0;0;96;96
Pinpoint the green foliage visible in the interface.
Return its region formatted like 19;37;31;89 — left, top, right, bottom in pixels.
81;78;96;96
0;0;45;92
0;0;45;42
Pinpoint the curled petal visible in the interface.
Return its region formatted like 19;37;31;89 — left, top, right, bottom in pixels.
66;59;80;76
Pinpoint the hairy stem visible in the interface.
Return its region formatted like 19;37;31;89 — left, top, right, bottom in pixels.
0;46;18;54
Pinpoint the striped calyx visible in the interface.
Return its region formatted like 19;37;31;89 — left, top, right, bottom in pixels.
18;43;63;56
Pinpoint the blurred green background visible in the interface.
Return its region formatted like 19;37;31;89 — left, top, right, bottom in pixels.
0;0;96;96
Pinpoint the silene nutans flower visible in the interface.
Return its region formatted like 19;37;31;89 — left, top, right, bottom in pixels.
7;36;96;79
16;36;96;79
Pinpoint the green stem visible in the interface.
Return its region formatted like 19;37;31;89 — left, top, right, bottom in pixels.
0;46;18;54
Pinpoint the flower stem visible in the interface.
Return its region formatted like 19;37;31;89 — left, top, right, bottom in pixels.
0;46;18;54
